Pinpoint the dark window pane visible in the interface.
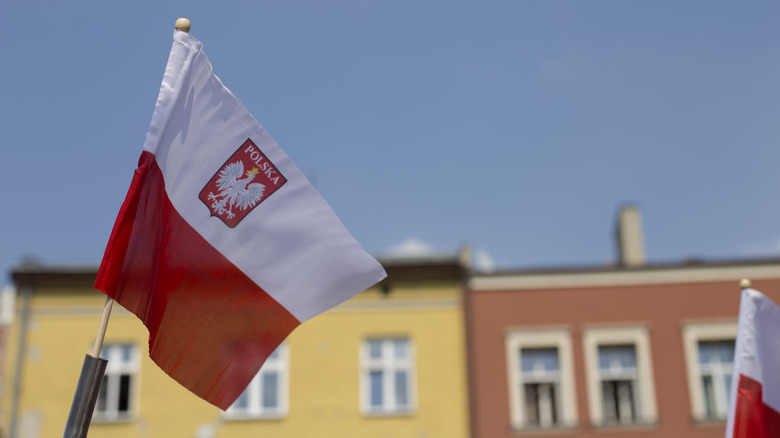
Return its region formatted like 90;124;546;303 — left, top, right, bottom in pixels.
598;345;636;371
368;341;382;359
702;375;715;418
370;371;383;407
699;340;735;365
548;384;559;424
395;371;408;407
521;348;559;374
602;380;636;423
263;373;279;408
525;384;540;425
233;387;249;409
118;374;131;412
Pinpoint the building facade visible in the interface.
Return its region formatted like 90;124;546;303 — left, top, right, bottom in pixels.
466;207;780;437
5;250;471;438
6;206;779;438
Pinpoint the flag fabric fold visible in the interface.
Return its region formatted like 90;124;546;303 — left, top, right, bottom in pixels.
95;30;386;410
725;288;780;438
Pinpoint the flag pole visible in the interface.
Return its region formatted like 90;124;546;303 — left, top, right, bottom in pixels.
91;296;114;357
62;295;112;438
63;19;193;437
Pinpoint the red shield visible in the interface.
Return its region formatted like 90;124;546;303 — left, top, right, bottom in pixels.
199;139;287;228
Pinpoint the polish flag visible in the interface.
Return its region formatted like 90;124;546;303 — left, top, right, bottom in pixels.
725;288;780;437
95;30;386;409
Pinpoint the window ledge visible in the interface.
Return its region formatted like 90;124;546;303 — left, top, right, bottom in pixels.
511;423;579;435
91;414;136;424
691;417;727;427
590;419;659;432
223;413;287;422
362;409;416;418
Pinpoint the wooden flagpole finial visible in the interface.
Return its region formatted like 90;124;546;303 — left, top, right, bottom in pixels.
740;278;752;290
175;18;191;33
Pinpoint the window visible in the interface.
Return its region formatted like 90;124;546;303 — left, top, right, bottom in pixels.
598;345;639;424
582;326;657;427
522;348;560;427
682;321;737;421
699;340;735;419
225;344;288;419
506;329;577;430
94;344;138;422
361;338;415;415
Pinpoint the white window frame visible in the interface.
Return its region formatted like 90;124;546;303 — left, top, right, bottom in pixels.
681;321;737;422
582;326;657;427
93;343;139;422
505;329;578;430
360;337;416;416
224;344;289;420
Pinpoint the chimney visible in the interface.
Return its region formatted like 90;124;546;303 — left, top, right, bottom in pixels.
616;205;646;267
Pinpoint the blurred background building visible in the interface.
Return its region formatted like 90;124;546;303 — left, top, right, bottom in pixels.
2;206;779;437
466;205;780;437
3;251;470;438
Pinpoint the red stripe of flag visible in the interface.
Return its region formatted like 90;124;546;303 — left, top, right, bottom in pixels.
732;374;780;438
95;151;299;409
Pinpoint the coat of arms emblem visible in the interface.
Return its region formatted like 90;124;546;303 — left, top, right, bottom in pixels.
199;138;287;227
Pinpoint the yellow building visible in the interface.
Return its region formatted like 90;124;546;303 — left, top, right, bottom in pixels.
4;250;470;438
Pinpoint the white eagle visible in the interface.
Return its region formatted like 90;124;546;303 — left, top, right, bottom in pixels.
206;161;266;220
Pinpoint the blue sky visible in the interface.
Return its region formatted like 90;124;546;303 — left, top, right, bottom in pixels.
2;1;780;285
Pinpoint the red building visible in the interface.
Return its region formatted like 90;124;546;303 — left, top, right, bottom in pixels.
466;206;780;437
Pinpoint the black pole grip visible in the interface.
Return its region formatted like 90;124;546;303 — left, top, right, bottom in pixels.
63;354;108;438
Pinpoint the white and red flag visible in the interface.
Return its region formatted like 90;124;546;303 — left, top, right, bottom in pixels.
725;288;780;437
95;30;386;409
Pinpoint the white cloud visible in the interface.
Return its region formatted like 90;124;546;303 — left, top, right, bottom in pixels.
385;238;436;257
472;248;495;273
